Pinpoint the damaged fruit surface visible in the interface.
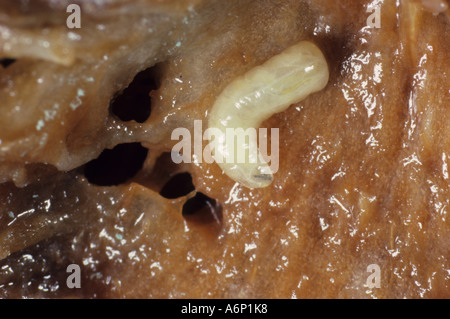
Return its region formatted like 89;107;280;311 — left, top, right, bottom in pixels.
0;0;449;298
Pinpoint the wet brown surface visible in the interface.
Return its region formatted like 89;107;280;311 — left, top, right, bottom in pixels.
0;0;449;298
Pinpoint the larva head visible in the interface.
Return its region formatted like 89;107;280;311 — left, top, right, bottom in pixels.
224;162;274;189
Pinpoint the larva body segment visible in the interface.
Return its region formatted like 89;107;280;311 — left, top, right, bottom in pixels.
208;41;329;188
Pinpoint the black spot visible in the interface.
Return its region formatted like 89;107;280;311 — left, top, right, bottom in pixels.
159;172;195;199
109;64;163;123
182;192;222;225
84;143;148;186
254;174;273;181
0;58;16;68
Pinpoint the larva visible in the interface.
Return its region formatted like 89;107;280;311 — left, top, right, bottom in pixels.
207;41;329;188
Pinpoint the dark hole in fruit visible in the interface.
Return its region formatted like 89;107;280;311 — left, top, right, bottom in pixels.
182;192;223;225
109;64;163;123
159;172;195;199
0;58;16;68
84;143;148;186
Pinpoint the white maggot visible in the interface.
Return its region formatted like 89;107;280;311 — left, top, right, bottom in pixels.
208;41;329;188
